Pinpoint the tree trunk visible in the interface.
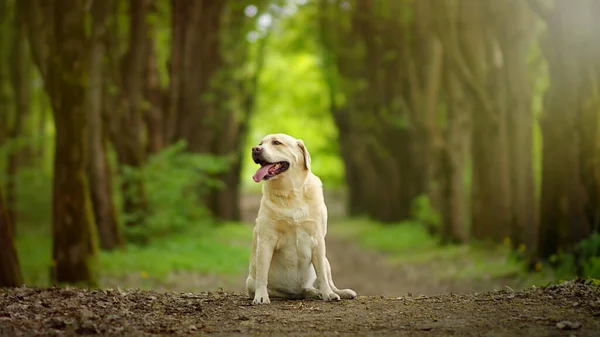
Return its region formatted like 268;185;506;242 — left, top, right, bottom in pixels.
143;0;166;155
0;187;23;287
439;71;470;243
208;1;267;221
170;0;262;221
88;0;123;250
492;0;537;250
0;0;11;175
318;0;429;223
435;0;513;242
107;0;150;227
172;0;225;153
25;0;98;285
7;1;31;232
534;0;598;259
36;94;48;160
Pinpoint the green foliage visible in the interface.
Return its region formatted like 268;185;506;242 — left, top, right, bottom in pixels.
410;194;441;231
99;222;252;285
119;141;230;242
584;277;600;287
331;218;559;288
543;233;600;279
15;167;53;224
15;220;252;288
582;257;600;278
332;218;438;254
15;225;52;287
0;135;53;225
242;4;344;190
578;233;600;278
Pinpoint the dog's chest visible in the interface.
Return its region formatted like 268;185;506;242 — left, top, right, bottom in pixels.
278;203;310;224
275;226;316;262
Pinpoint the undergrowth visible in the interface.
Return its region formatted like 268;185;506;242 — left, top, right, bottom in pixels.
330;218;565;290
15;221;253;288
117;141;231;243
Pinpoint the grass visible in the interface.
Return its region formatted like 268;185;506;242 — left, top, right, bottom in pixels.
15;221;253;289
330;218;565;290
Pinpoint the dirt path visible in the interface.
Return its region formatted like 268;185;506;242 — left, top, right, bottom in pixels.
1;280;599;336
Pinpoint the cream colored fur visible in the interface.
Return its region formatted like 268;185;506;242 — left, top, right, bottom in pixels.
246;133;357;305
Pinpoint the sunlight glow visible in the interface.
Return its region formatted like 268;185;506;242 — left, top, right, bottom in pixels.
244;5;258;18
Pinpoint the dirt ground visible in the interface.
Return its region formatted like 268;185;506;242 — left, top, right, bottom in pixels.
1;280;599;336
2;192;599;336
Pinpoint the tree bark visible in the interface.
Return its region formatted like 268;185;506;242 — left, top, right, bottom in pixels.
88;0;123;250
169;0;261;221
491;0;537;250
536;0;598;259
0;0;11;169
319;0;436;222
107;0;150;227
439;71;470;243
25;0;98;285
207;1;267;221
7;0;32;232
436;0;513;242
172;0;225;153
0;187;23;287
143;2;166;155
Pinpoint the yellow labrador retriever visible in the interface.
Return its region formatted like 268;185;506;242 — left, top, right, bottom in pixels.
245;133;357;304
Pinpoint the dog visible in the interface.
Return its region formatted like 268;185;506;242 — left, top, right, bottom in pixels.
245;133;357;304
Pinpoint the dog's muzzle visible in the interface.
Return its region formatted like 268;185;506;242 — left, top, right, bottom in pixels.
252;146;264;164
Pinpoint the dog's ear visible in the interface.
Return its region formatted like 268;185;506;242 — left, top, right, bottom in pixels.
297;139;311;171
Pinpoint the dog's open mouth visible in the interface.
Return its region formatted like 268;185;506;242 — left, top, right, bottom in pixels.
252;159;290;182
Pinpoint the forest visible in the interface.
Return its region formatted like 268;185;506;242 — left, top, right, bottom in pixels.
1;0;600;335
0;0;599;317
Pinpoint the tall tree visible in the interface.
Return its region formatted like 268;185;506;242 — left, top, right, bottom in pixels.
207;1;267;220
6;0;31;230
143;0;167;155
0;187;23;287
528;0;600;259
318;0;441;222
105;0;150;227
169;0;265;220
438;70;471;244
88;0;123;250
0;0;11;161
435;0;536;243
24;0;98;285
490;0;537;250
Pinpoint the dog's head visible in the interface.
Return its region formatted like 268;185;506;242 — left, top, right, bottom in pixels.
251;133;311;183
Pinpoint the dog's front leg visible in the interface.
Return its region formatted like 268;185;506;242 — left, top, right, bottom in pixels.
253;232;276;305
311;236;340;301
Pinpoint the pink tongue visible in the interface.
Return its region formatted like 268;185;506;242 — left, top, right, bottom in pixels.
253;164;275;182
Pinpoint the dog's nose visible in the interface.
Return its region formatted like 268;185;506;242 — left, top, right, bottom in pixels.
252;146;263;153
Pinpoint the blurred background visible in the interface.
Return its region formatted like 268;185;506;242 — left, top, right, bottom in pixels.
0;0;599;296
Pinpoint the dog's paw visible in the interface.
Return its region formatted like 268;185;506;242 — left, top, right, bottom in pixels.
336;288;357;299
252;294;271;305
320;291;341;301
302;288;321;300
252;288;271;305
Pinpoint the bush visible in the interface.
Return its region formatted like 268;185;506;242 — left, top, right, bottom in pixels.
578;233;600;278
119;141;230;242
410;194;441;233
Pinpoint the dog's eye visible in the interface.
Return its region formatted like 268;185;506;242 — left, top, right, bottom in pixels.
273;140;282;145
